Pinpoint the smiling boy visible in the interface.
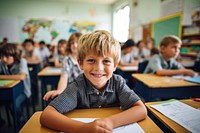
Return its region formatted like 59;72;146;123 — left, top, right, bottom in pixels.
40;30;147;133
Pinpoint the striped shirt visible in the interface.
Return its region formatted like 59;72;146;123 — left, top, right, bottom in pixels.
62;55;82;84
50;73;140;113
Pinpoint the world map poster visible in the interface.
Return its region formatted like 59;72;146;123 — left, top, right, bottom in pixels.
19;17;96;45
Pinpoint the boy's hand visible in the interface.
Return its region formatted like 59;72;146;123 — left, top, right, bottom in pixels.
43;90;61;101
79;118;113;133
182;69;197;76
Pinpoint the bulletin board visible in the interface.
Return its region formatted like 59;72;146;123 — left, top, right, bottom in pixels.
151;13;182;46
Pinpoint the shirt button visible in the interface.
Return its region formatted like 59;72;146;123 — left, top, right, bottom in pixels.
97;92;99;95
98;105;101;108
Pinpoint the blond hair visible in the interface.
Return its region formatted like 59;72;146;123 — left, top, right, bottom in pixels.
78;30;121;65
160;35;182;47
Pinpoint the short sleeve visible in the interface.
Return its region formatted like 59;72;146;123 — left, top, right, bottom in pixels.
49;82;78;113
115;75;140;110
144;55;162;73
19;58;29;75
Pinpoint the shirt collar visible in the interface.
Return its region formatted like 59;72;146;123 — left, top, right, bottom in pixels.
69;54;78;65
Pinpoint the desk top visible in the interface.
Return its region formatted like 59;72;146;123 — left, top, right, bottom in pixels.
145;99;200;133
132;74;199;88
0;80;20;88
19;107;162;133
38;66;62;76
118;65;138;72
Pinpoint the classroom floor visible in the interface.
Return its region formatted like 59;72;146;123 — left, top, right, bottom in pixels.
0;81;45;133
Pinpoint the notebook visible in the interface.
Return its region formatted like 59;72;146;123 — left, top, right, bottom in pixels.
184;76;200;84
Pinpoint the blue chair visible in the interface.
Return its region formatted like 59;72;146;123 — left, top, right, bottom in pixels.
138;60;149;73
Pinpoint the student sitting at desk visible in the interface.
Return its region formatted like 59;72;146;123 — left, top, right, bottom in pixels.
43;32;82;101
0;43;31;124
39;41;50;66
54;39;68;67
22;39;43;68
119;39;138;66
144;35;197;76
40;30;147;133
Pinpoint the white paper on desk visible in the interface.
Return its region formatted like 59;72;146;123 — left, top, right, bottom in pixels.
150;100;200;133
61;118;144;133
171;75;190;80
122;66;138;71
46;68;61;73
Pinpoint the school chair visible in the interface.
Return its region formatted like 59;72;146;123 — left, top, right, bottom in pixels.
138;60;149;73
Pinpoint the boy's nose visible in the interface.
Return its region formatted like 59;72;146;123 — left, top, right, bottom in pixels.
94;62;104;71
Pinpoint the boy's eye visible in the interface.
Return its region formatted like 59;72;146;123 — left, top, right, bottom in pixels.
103;60;111;64
87;59;95;63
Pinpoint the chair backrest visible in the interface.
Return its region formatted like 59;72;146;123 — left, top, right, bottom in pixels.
138;60;149;73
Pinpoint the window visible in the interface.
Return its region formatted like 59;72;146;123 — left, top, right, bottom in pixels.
113;5;130;43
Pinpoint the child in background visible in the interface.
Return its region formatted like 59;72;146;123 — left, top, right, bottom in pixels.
43;32;82;101
40;30;147;133
119;39;138;66
150;47;160;56
22;39;42;63
136;40;149;60
144;35;197;76
39;41;50;66
54;39;68;67
0;43;31;124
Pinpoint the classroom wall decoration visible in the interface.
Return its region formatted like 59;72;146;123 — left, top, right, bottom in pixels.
19;17;96;45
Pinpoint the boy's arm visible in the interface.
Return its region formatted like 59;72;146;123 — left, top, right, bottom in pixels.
103;100;147;129
0;72;26;80
156;68;197;76
40;106;112;133
43;74;68;101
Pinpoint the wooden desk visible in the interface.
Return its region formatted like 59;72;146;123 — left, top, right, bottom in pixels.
38;67;61;109
145;99;200;133
19;107;162;133
0;80;24;133
132;74;200;101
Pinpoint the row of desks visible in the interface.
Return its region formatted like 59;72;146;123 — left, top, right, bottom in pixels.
19;99;200;133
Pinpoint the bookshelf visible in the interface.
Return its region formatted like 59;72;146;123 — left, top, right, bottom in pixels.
181;22;200;61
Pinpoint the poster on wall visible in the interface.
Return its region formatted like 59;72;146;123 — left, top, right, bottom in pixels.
19;17;96;45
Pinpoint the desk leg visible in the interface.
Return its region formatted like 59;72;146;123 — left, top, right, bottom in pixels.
41;77;47;110
12;82;24;133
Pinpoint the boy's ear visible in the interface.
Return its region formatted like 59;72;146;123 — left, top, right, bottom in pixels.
160;46;165;53
113;63;118;71
78;59;83;70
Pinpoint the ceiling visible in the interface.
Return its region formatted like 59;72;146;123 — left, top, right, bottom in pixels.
45;0;118;5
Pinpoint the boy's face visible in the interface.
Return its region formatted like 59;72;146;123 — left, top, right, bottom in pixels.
24;42;34;52
1;55;14;66
161;42;181;59
78;51;117;91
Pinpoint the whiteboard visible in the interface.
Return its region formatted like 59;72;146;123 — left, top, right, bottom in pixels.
0;17;19;43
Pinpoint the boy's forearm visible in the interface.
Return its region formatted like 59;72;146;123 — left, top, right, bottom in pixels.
0;73;26;80
105;100;147;128
57;74;68;92
40;106;84;132
156;69;183;76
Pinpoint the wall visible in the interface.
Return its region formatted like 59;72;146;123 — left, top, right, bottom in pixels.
0;0;112;43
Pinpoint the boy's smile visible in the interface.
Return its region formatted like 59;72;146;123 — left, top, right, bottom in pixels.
79;51;117;91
